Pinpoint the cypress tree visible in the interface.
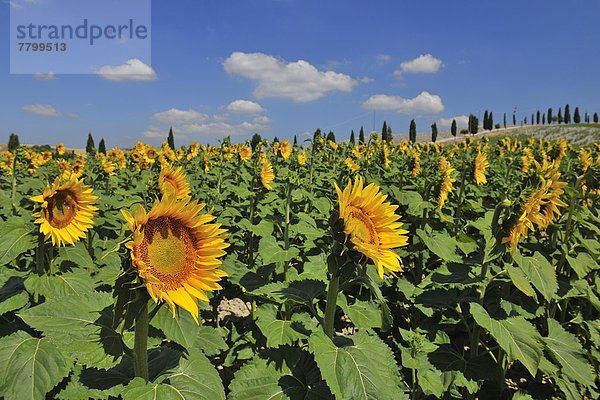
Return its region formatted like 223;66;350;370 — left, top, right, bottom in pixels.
8;133;20;152
574;107;581;123
409;120;416;143
431;123;438;142
451;119;457;137
381;121;388;141
469;114;479;134
594;112;599;123
293;135;298;147
313;129;322;143
167;127;175;149
359;126;365;144
512;113;516;126
503;113;506;128
98;138;106;155
536;110;540;125
387;126;393;142
350;130;355;145
585;112;589;123
483;110;489;130
326;131;335;142
273;136;280;143
86;133;96;154
489;112;494;130
542;113;546;124
564;104;571;124
531;114;534;125
547;108;553;124
251;133;262;150
558;108;562;124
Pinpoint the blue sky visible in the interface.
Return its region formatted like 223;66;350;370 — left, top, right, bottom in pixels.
1;0;599;148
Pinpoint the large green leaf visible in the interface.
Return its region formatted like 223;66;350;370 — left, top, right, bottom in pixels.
228;349;332;400
56;242;95;271
0;217;36;266
566;253;596;279
122;348;225;400
416;229;462;263
194;326;228;357
513;251;557;302
309;331;404;400
25;269;95;300
150;305;199;349
0;331;70;400
255;304;303;347
470;303;542;376
258;236;300;264
506;264;536;298
338;295;382;331
18;292;120;369
543;319;595;387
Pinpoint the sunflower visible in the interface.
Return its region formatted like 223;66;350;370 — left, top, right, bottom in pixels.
502;172;567;251
298;151;307;166
335;176;409;279
261;159;275;190
474;151;489;185
31;175;98;247
56;143;65;156
344;157;360;172
438;156;456;208
279;140;292;160
158;165;191;199
239;145;252;162
122;194;229;323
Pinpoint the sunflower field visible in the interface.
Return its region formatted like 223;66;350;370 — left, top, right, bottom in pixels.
1;131;600;399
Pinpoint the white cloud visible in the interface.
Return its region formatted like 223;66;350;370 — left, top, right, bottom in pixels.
362;91;444;114
142;125;167;138
252;116;272;124
223;52;358;102
212;113;230;121
301;131;312;137
21;104;78;117
377;54;391;62
9;2;22;8
153;108;209;124
437;115;469;129
361;77;374;83
96;59;157;81
393;70;403;79
226;99;266;115
33;72;57;80
397;54;443;74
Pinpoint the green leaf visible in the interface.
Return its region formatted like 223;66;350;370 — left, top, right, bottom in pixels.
194;326;228;357
0;290;29;314
309;330;404;400
543;319;595;386
513;251;558;302
122;348;225;400
18;292;120;369
255;304;303;347
416;229;462;263
56;241;95;271
338;296;382;331
25;270;95;301
258;236;300;264
470;303;542;376
566;253;596;279
272;279;326;304
506;264;536;298
229;349;333;400
150;305;199;349
0;331;70;400
0;217;36;266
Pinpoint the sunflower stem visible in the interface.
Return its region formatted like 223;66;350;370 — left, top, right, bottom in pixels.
133;300;149;381
48;245;55;275
283;181;292;281
11;152;17;215
35;233;45;274
323;274;340;339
